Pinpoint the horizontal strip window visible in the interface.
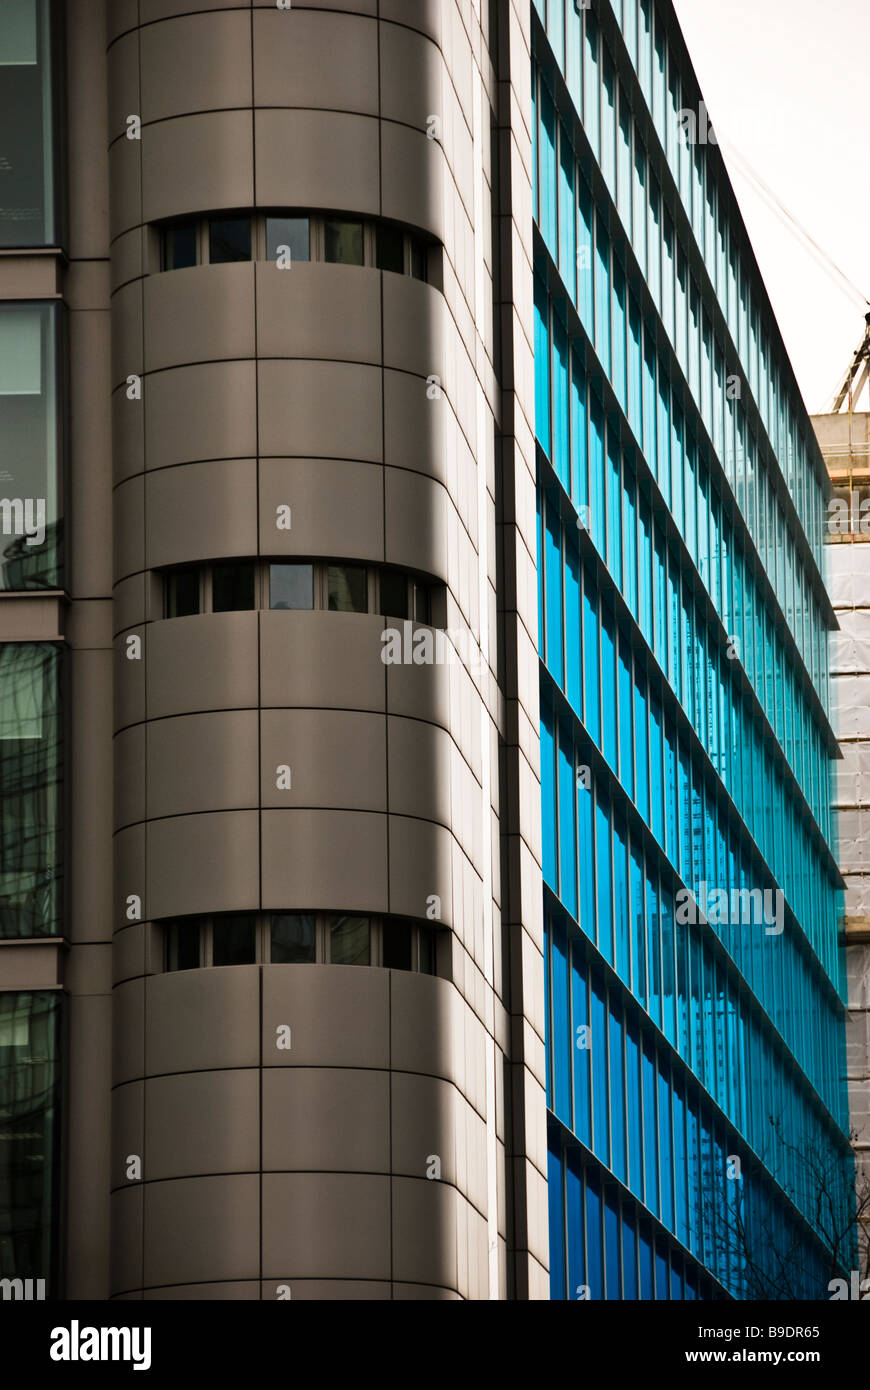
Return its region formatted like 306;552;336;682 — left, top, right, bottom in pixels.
158;212;439;285
163;559;442;626
0;0;59;250
163;912;440;975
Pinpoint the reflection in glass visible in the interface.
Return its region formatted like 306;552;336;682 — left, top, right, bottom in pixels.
330;915;370;966
0;303;61;590
324;218;364;266
269;564;313;610
0;991;61;1289
212;915;257;966
208;217;251;263
0;644;61;938
163;222;197;270
270;914;316;964
212;563;256;612
327;565;367;613
266;217;309;264
0;0;57;248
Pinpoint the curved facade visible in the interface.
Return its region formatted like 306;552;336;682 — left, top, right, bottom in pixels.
106;0;547;1299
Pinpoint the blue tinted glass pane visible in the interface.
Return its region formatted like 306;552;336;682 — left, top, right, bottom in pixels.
553;917;572;1123
583;567;600;744
534;276;551;452
566;1146;584;1299
590;391;606;554
559;116;576;297
591;971;609;1163
655;1240;670;1299
613;815;630;985
609;1000;627;1183
658;1061;674;1230
635;668;649;823
553;312;570;488
548;1135;566;1299
642;1040;658;1216
586;1169;603;1299
546;497;563;685
559;722;577;917
540;82;557;251
618;633;633;797
571;351;587;515
601;604;617;769
622;1207;638;1299
626;1022;642;1199
646;869;661;1028
578;773;595;943
541;704;557;889
605;1187;621;1298
630;845;646;1007
566;531;581;711
639;1220;654;1299
595;795;613;966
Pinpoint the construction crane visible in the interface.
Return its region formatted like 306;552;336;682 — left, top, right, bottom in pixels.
830;312;870;413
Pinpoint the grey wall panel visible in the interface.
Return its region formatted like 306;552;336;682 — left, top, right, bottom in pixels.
144;264;256;373
255;262;382;364
262;1068;389;1173
389;972;453;1083
378;19;442;131
112;386;145;484
385;637;452;728
108;133;141;243
140;11;252;124
252;8;378;115
383;274;446;383
145;613;259;719
387;814;453;926
143;1175;260;1288
144;459;259;569
146;811;260;919
257;359;383;461
390;1176;459;1289
107;0;139;45
386;716;451;826
114;476;145;582
114;724;145;830
107;29;140;146
260;709;386;812
384;467;449;578
113;825;146;933
145;1070;260;1180
145;1282;260;1300
141;111;254;226
142;0;244;23
260;810;388;912
252;0;377;10
259;1280;390;1300
258;457;384;560
114;632;146;731
113;922;146;987
383;368;450;485
145;968;260;1076
261;964;389;1070
254;109;379;214
110;1186;143;1297
111;1079;144;1190
261;1173;390;1282
113;978;145;1087
145;361;258;469
380;122;445;241
147;711;260;820
259;612;386;713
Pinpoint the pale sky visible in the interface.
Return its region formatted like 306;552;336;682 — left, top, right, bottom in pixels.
672;0;870;415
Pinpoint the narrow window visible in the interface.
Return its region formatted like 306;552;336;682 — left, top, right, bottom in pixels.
212;915;257;966
163;221;197;270
270;913;316;964
166;922;199;971
382;920;412;971
212;562;256;612
269;563;314;610
208;216;252;263
327;564;367;612
379;569;408;620
165;569;200;618
266;216;309;264
376;225;405;274
324;218;364;265
330;915;370;965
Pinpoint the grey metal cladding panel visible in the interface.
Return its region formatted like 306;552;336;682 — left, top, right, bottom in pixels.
145;613;259;719
146;711;260;820
254;109;379;214
141;0;245;23
111;1079;144;1189
255;262;382;364
259;1280;390;1300
110;1186;143;1297
378;18;442;130
144;458;258;569
107;0;140;45
115;632;146;730
143;264;255;373
113;922;146;987
252;0;377;10
257;359;383;461
113;386;145;484
109;131;142;242
384;467;449;577
107;30;140;149
258;611;386;713
146;811;260;919
141;111;254;225
145;1282;260;1300
145;967;260;1076
388;814;453;926
114;724;146;830
389;971;453;1082
380;121;445;241
145;361;257;469
378;0;442;42
386;715;451;826
384;634;452;727
114;825;146;936
252;9;378;114
144;1175;260;1288
114;475;145;582
261;963;389;1070
261;1068;389;1173
258;458;384;561
391;1176;460;1290
140;11;252;124
389;1071;456;1188
383;369;449;485
113;978;145;1086
382;273;446;382
259;709;387;812
261;1173;390;1282
260;809;388;913
145;1070;260;1180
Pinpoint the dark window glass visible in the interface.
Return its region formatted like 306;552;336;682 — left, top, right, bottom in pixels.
376;225;405;273
414;584;431;624
379;570;408;620
212;915;257;966
327;565;367;613
270;913;316;964
410;239;426;281
208;217;251;263
165;569;200;618
324;218;364;265
212;562;256;612
0;991;61;1291
0;644;62;938
0;302;62;590
163;223;197;270
0;0;56;248
330;915;370;966
269;564;313;610
165;922;199;971
419;925;437;976
382;920;412;970
266;217;309;264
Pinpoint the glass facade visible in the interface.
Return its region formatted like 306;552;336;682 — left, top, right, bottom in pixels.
0;0;59;249
0;301;63;590
533;0;853;1298
0;644;63;938
0;991;62;1290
